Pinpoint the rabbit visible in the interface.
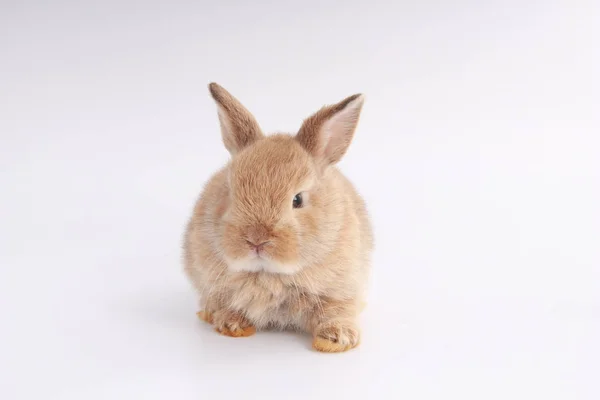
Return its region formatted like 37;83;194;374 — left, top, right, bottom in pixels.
183;83;373;352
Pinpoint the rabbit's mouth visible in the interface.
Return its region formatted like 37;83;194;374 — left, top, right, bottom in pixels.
225;252;302;275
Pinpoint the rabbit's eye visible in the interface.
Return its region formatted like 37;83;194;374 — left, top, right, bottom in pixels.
293;193;303;209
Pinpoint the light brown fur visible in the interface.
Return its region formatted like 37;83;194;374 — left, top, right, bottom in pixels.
183;83;373;352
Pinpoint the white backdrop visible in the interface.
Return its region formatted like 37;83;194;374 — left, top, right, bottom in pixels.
1;1;598;399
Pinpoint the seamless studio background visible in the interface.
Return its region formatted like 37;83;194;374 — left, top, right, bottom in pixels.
0;1;598;399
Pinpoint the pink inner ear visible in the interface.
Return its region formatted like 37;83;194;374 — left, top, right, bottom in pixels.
295;93;364;164
317;97;363;164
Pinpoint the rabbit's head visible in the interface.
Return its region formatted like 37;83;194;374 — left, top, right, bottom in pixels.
208;83;364;275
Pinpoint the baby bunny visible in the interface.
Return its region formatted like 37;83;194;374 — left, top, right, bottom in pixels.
183;83;373;352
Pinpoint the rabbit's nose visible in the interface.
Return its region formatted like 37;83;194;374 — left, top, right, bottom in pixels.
245;239;270;252
245;224;272;245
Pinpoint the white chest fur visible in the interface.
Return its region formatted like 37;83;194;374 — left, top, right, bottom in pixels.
225;272;311;330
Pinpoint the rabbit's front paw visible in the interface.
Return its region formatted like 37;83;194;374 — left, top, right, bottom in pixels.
209;309;256;338
312;322;360;353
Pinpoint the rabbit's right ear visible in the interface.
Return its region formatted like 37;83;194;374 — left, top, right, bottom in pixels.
296;93;364;166
208;83;264;155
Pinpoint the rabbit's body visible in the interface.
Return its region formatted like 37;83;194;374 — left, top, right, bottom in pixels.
183;84;373;352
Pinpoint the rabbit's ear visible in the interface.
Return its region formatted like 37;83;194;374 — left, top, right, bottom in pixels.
296;93;364;165
209;83;264;155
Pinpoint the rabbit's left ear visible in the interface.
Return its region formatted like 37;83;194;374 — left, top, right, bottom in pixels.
209;83;264;155
296;93;364;165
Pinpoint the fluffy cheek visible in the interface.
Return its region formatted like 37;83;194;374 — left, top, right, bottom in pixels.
221;223;248;261
269;226;300;266
293;209;328;265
